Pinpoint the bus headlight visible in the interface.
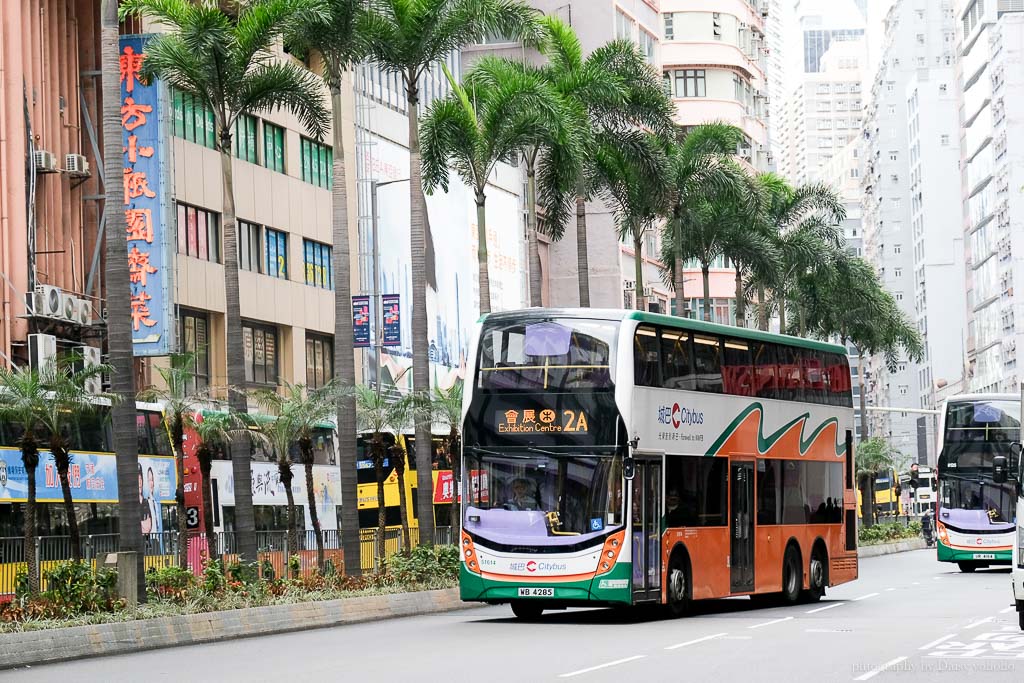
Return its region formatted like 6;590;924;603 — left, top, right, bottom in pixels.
936;521;949;545
1018;526;1024;568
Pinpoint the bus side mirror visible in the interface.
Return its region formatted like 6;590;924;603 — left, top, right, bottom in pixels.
623;455;636;481
992;454;1008;484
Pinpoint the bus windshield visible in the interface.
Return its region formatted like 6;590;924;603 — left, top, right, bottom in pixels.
463;450;624;541
940;473;1016;524
940;400;1020;468
476;318;618;391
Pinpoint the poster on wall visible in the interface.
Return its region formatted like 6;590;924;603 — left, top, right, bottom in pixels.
0;449;175;504
382;294;401;347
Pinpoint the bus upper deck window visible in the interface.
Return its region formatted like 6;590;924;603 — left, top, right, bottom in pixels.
524;322;572;356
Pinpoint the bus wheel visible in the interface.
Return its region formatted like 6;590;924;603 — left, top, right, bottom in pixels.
957;562;977;573
667;555;690;618
803;548;826;603
1019;607;1024;631
781;546;802;605
510;601;544;620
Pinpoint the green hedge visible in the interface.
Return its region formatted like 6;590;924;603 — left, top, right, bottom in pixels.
859;522;922;546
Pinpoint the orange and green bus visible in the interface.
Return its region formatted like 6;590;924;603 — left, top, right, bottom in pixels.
459;309;859;619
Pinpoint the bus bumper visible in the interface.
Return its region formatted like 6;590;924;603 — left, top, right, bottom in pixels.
936;539;1012;564
459;562;633;606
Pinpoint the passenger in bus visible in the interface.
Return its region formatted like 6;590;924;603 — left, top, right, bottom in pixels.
504;478;540;511
664;489;686;528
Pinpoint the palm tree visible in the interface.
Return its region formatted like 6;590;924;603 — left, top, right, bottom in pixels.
419;381;463;535
354;385;413;563
253;382;339;570
533;17;675;307
101;0;146;602
658;124;748;319
138;353;209;569
856;437;900;527
192;411;251;563
286;0;366;579
123;0;330;563
421;59;565;313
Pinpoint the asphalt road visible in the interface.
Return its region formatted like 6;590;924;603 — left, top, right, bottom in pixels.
9;549;1023;682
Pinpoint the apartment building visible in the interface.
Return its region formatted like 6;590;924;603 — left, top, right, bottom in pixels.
861;0;958;461
957;0;1024;393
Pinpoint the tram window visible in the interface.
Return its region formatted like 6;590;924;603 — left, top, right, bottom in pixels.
633;326;660;387
692;335;723;393
660;329;695;390
722;339;753;396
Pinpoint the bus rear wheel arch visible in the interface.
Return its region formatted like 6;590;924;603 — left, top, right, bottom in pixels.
803;540;828;603
666;545;692;618
781;542;803;605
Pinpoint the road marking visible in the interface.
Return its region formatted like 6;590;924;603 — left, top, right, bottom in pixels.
807;602;844;614
919;634;957;650
885;588;895;592
558;655;646;678
965;617;994;630
854;656;908;681
748;617;793;629
1001;607;1015;614
853;592;880;601
665;633;727;650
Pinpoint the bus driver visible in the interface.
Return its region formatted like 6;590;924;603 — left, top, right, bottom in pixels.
505;477;540;511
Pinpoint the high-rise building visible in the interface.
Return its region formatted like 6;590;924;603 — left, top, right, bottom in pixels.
861;0;959;462
795;0;866;73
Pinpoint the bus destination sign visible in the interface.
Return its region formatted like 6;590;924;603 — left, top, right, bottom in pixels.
495;408;590;434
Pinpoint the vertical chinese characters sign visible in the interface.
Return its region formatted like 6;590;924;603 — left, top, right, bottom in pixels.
120;36;173;355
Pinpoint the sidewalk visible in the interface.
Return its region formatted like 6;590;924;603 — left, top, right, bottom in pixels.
0;587;479;670
858;537;928;558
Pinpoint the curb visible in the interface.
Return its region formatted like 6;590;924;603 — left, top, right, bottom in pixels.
858;537;928;558
0;587;479;670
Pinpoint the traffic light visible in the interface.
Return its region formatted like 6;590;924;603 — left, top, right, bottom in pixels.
909;463;920;490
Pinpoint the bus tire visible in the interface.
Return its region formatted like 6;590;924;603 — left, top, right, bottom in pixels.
781;545;802;605
957;562;977;573
1019;605;1024;631
666;551;690;618
510;601;544;620
803;545;827;603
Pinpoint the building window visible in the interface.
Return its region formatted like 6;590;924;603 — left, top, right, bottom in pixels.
663;12;674;40
638;30;655;64
176;203;220;262
941;134;950;145
303;239;333;289
300;136;333;188
265;228;288;279
177;309;210;392
243;322;279;386
894;244;902;254
306;334;334;389
239;220;263;273
233;114;259;163
895;268;903;278
669;69;706;98
712;12;722;39
615;9;634;40
171;88;216;149
263;122;286;173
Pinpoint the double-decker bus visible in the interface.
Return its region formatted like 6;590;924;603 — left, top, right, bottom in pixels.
459;309;859;619
936;394;1019;572
856;467;900;520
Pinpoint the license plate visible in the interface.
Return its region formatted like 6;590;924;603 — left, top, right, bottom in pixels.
517;587;554;597
974;553;996;560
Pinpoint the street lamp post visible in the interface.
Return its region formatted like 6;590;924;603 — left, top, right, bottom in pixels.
370;179;409;400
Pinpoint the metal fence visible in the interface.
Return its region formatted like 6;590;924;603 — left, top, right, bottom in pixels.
0;527;454;596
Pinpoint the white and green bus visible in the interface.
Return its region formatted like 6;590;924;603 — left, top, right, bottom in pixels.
459;309;860;619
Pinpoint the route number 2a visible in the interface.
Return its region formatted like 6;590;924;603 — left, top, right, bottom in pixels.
562;410;589;433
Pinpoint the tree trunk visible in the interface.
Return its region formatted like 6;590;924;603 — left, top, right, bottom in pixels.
407;78;435;548
172;423;188;569
527;167;542;307
633;231;645;311
101;0;145;601
20;435;39;594
197;446;217;565
702;265;712;322
757;285;768;331
302;441;325;570
329;83;361;577
394;448;411;552
278;459;299;577
859;477;872;529
475;189;491;313
373;436;387;569
576;195;590;307
674;256;686;317
777;290;787;334
219;134;256;564
869;474;877;527
858;354;869;442
51;441;81;562
734;265;745;327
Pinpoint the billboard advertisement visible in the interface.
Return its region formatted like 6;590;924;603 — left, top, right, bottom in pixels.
352;295;371;348
211;460;341;530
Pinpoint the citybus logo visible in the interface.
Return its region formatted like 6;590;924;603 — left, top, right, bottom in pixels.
526;561;538;572
658;403;704;429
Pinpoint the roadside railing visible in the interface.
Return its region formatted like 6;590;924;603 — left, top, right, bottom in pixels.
0;527;454;596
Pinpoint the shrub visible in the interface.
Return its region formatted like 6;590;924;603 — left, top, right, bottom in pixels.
858;522;922;546
386;545;460;584
147;565;194;600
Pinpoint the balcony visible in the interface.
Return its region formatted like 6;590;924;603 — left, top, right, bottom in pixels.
672;98;768;145
661;41;765;85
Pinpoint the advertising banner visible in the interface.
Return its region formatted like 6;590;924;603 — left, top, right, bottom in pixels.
352;295;371;348
382;294;401;347
119;35;174;355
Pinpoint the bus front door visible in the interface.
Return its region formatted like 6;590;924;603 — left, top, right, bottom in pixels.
631;458;663;603
730;459;755;593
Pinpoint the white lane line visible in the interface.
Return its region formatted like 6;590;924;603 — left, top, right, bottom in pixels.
558;655;646;678
748;616;793;629
965;617;994;630
1001;606;1016;614
853;592;880;601
919;634;957;650
885;588;895;592
665;633;727;650
854;656;908;681
912;582;920;585
807;602;845;614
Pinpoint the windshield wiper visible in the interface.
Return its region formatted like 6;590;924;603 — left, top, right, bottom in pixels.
526;446;561;457
465;445;505;457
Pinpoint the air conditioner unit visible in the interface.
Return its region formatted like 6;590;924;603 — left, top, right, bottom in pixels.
65;154;90;177
59;293;79;322
34;284;62;318
79;345;103;395
28;333;57;371
33;150;58;173
76;298;93;326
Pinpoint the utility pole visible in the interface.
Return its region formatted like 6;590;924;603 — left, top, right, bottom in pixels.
369;179;408;399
